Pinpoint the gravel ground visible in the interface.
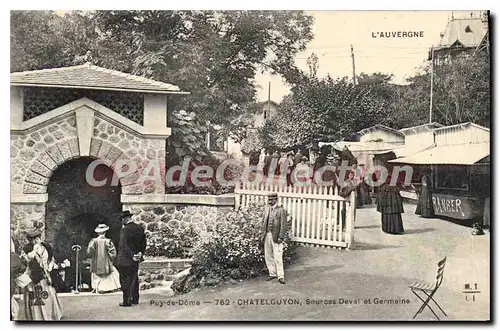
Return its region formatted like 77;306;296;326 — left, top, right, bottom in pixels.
14;203;490;321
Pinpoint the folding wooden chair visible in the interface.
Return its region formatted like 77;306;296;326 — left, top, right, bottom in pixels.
408;256;447;320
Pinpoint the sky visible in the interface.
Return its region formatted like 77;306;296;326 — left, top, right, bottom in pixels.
254;10;484;102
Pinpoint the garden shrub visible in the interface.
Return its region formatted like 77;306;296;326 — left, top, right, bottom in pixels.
177;203;296;293
165;153;243;195
145;225;199;258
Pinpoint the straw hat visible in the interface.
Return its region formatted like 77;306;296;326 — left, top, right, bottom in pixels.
94;224;109;233
266;192;278;199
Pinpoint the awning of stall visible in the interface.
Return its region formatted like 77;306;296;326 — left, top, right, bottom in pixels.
392;144;435;158
319;141;405;168
319;141;404;153
388;142;490;165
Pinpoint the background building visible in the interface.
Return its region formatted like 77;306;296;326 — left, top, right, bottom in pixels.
430;11;489;65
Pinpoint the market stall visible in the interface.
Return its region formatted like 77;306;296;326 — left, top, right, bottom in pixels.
390;142;490;221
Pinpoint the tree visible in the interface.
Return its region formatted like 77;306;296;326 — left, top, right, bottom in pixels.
432;53;490;127
11;10;314;159
385;53;490;129
260;74;386;150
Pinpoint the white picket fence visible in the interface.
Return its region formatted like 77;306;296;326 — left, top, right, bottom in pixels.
234;182;356;249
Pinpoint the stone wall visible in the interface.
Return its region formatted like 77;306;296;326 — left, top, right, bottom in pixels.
10;115;167;197
126;204;226;233
91;117;166;195
11;116;78;195
11;204;46;247
121;194;235;257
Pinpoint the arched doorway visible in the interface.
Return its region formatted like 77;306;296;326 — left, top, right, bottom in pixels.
45;157;122;291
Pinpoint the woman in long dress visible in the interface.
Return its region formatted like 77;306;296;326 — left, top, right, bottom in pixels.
377;177;405;234
21;229;63;321
415;169;435;218
86;224;121;293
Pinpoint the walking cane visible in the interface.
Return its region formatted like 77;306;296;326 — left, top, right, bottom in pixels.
71;245;81;294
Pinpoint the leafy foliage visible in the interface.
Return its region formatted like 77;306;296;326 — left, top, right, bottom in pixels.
11;10;314;159
145;225;199;258
260;50;490;151
165;153;243;194
240;129;262;154
261;75;385;150
190;204;296;287
430;53;490;127
383;54;490;129
167;110;209;163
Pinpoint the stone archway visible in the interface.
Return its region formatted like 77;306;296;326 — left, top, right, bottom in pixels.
45;157;122;290
11;100;168;253
46;158;122;256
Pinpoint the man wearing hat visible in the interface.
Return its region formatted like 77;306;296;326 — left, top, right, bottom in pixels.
261;192;287;284
116;211;147;307
87;224;120;294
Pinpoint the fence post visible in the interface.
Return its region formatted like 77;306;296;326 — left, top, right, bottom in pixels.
234;181;240;210
346;191;356;249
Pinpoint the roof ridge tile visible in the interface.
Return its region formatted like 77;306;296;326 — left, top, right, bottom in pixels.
11;63;182;93
11;64;87;76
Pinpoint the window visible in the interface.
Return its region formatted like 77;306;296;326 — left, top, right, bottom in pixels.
470;164;490;196
435;165;469;191
465;25;472;33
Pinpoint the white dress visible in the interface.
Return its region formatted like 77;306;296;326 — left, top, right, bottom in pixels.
87;237;121;293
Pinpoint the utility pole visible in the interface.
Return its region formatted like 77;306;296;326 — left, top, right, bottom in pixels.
266;81;271;120
429;47;435;123
350;45;357;84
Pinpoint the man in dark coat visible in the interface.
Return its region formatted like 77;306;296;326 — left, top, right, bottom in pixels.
261;192;288;284
116;211;147;307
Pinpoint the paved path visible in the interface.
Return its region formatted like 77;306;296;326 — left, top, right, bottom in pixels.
16;204;490;321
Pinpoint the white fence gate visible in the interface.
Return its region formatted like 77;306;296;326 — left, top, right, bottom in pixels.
234;182;356;249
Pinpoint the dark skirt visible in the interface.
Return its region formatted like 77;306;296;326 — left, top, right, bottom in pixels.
381;213;404;234
358;183;372;205
415;188;434;218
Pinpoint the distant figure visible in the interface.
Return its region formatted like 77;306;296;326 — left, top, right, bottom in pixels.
270;151;280;176
294;156;311;186
258;149;266;170
263;151;272;177
285;153;294;186
116;211;146;307
278;152;287;176
315;151;326;172
323;155;338;188
415;168;434;218
377;177;405;234
355;164;371;206
87;224;121;294
357;177;372;206
261;192;287;284
11;235;26;320
294;150;304;168
340;171;357;226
